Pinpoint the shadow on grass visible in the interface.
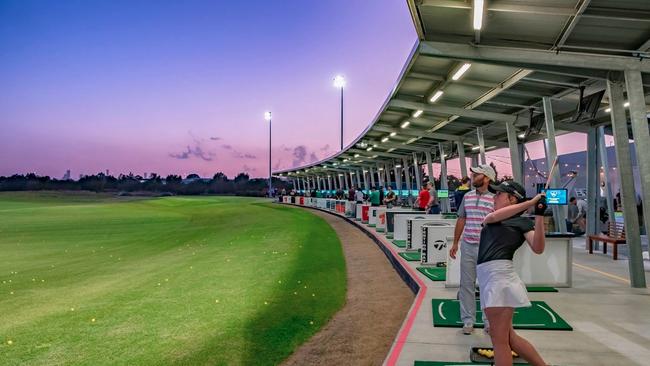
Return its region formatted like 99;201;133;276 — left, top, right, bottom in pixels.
170;202;347;366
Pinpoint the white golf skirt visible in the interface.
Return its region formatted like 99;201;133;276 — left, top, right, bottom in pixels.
477;260;531;310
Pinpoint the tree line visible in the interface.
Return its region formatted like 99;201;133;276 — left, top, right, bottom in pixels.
0;172;292;196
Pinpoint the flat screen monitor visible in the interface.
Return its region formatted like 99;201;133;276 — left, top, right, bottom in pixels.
437;189;449;198
542;189;568;205
411;189;419;196
614;211;624;223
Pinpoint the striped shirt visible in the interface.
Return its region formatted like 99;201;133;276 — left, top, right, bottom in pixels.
457;189;495;244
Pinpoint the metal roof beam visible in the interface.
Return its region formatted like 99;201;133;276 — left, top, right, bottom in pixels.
372;140;433;153
419;41;650;74
390;99;525;124
373;125;509;149
349;148;404;159
419;0;577;16
408;71;498;89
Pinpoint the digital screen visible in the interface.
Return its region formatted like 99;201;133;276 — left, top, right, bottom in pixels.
614;211;624;223
411;189;419;196
542;189;568;205
437;189;449;198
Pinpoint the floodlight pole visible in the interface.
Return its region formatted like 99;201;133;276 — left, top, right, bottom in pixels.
265;112;272;198
340;86;344;150
269;116;272;198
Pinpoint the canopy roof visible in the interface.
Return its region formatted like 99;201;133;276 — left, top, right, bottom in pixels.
275;0;650;179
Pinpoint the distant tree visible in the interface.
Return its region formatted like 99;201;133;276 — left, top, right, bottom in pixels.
212;172;228;182
234;173;249;183
186;173;201;179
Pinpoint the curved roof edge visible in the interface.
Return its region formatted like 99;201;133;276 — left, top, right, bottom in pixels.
273;40;421;175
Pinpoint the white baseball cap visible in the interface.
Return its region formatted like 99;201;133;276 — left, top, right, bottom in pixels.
470;164;496;182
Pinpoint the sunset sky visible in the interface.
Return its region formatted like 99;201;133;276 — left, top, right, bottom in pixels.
1;0;597;179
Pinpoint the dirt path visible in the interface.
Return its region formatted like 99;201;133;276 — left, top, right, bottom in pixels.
282;208;414;366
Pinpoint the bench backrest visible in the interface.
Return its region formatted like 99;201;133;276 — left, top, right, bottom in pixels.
607;222;625;240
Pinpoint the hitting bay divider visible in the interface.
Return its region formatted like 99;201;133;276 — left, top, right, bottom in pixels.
416;267;446;281
431;299;573;331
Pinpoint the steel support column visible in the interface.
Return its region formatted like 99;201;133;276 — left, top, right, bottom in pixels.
607;77;646;288
477;127;486;164
586;128;599;238
393;162;402;196
599;127;615;222
377;163;384;188
457;141;468;178
624;69;650;238
413;152;423;189
542;96;568;231
506;120;523;182
439;143;449;212
425;151;434;182
362;169;369;195
403;158;412;197
471;154;479;167
369;167;376;189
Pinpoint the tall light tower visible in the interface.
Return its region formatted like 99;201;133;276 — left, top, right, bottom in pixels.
333;75;346;151
264;111;272;198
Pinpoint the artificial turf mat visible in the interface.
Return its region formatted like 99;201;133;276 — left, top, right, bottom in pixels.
398;251;421;261
386;233;393;239
368;224;376;227
526;286;559;292
376;228;385;232
431;299;572;330
417;267;446;281
414;362;490;365
0;193;347;365
392;240;406;248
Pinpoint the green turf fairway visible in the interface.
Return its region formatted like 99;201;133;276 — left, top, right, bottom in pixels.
431;299;572;330
0;192;346;365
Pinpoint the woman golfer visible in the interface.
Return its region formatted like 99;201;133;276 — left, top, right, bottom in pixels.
477;180;547;366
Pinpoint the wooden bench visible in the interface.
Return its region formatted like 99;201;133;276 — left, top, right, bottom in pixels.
587;222;626;260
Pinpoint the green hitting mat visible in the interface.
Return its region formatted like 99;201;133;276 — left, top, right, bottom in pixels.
526;286;558;292
392;240;406;248
417;267;446;281
368;224;376;227
414;362;490;366
398;251;421;261
430;299;572;330
386;233;393;239
376;228;385;232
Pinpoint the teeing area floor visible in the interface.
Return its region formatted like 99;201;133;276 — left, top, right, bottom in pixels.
359;220;650;365
291;205;650;365
431;299;572;330
393;237;650;366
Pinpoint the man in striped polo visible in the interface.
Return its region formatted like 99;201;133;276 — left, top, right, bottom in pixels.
449;164;496;334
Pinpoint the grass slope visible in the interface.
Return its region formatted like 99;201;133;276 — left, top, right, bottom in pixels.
0;192;346;365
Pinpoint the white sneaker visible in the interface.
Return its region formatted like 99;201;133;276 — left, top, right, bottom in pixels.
462;324;474;335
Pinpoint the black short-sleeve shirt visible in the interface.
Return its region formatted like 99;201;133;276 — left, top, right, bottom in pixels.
477;216;535;265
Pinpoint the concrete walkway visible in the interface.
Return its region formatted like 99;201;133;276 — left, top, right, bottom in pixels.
285;203;650;366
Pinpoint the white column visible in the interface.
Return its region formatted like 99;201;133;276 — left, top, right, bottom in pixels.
607;77;646;288
477;127;486;164
457;141;468;178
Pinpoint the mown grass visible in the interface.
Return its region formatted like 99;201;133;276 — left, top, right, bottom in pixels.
0;192;346;365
